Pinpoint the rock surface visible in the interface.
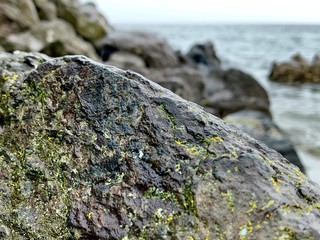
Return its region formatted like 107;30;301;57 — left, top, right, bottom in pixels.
54;0;113;42
0;52;320;239
3;19;99;60
269;53;320;83
186;41;221;73
0;0;112;59
95;31;179;68
203;68;270;117
224;110;305;173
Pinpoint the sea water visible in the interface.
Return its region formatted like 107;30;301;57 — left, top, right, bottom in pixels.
117;24;320;184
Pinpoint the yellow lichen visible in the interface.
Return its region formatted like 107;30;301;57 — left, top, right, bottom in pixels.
246;200;257;215
271;176;282;193
262;200;275;210
221;190;234;213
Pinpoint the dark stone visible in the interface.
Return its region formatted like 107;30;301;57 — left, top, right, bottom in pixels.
203;68;270;117
1;52;320;239
186;41;221;73
224;110;305;173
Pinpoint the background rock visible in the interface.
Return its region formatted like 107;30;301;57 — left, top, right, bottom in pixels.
3;19;99;60
54;0;113;42
186;41;221;73
0;53;319;239
33;0;57;20
224;110;305;173
203;68;270;117
269;53;320;83
95;31;179;68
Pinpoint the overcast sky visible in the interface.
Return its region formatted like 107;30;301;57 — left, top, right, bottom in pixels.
87;0;320;25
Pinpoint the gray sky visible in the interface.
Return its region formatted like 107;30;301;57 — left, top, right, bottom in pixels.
87;0;320;24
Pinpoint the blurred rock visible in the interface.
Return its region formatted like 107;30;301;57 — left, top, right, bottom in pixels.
269;53;320;83
107;51;146;69
54;0;113;42
203;68;270;117
0;0;39;36
224;110;305;173
33;0;57;20
186;41;221;73
3;19;98;59
142;66;205;103
96;31;179;68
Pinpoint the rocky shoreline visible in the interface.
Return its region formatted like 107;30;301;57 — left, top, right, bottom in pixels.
0;0;319;239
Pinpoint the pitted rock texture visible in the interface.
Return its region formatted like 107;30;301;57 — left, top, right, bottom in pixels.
1;53;320;239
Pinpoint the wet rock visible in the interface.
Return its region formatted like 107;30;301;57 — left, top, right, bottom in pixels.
3;19;99;60
95;31;179;68
269;53;320;83
203;68;270;117
1;52;320;239
224;110;305;173
54;0;113;42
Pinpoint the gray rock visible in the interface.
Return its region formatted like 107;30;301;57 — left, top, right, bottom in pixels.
224;110;305;173
54;0;113;42
33;0;57;20
96;31;179;68
3;19;99;60
203;68;270;117
107;51;146;69
128;66;205;104
1;52;320;239
186;41;221;73
0;0;39;36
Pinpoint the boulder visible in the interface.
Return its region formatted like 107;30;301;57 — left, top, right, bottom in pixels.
186;41;221;73
107;51;146;69
3;19;99;60
95;31;179;68
1;52;320;239
33;0;57;20
269;53;320;83
54;0;113;42
139;67;205;104
224;110;305;173
0;0;39;36
203;68;270;117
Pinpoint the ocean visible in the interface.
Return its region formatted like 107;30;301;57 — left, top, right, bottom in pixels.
117;24;320;184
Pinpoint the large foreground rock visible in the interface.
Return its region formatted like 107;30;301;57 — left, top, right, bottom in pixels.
1;52;320;239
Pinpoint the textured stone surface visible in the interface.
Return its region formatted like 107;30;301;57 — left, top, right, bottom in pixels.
1;53;320;239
